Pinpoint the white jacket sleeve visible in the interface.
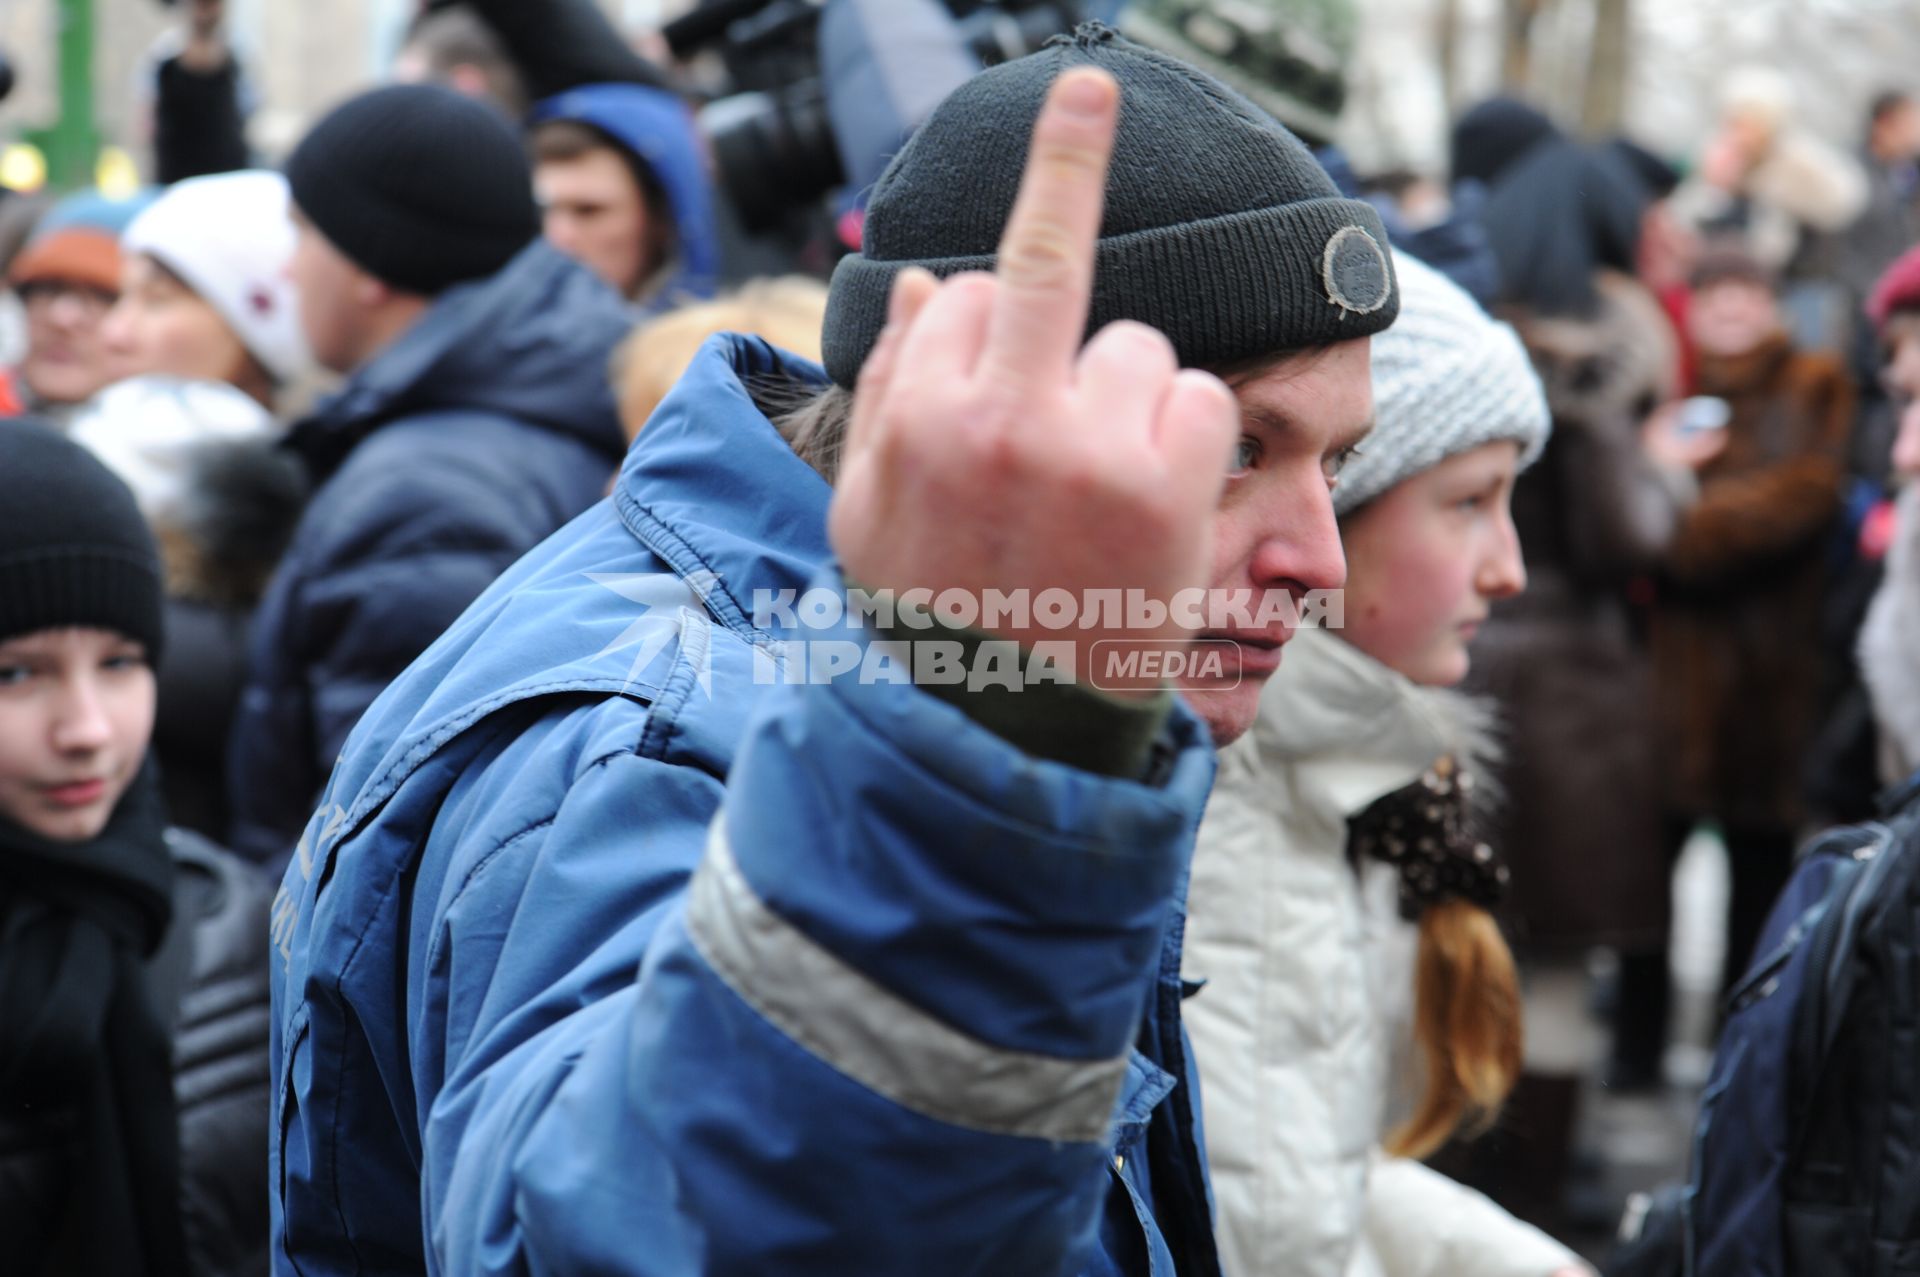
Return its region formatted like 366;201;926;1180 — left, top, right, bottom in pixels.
1364;1154;1588;1277
1747;133;1869;232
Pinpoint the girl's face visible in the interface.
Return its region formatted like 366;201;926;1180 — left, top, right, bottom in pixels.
101;252;252;388
1336;441;1527;687
0;628;156;842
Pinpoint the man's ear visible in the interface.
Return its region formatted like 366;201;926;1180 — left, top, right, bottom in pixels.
447;64;492;103
355;272;391;312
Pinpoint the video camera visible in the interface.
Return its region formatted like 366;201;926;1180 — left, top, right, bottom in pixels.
664;0;1088;233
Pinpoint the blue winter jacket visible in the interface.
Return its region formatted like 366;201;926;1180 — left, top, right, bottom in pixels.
268;334;1225;1275
227;241;629;869
529;83;722;309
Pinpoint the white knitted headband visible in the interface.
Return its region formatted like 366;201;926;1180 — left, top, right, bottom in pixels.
1332;249;1550;517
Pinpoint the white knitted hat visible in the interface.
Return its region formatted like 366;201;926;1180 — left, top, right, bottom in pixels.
1332;249;1550;516
122;170;308;384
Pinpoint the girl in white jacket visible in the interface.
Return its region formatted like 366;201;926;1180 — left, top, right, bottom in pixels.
1184;251;1590;1277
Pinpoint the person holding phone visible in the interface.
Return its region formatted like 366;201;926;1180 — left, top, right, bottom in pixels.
1617;244;1856;1084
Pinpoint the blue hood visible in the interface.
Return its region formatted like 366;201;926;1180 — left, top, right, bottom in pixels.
290;240;630;480
530;83;722;308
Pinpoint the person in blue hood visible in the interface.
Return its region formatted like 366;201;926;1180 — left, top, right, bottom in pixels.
529;83;721;311
224;84;630;869
269;27;1396;1277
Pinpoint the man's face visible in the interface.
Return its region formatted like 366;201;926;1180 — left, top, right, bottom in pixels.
1876;101;1920;164
19;278;117;405
1883;313;1920;483
1179;337;1373;746
536;147;654;298
288;211;369;375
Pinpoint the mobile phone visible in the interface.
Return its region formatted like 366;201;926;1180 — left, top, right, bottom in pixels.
1676;396;1731;435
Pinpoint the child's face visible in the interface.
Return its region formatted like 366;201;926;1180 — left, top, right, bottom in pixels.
1336;441;1526;687
0;628;155;842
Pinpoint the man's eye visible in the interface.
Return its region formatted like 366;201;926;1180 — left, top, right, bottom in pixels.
0;665;30;687
1324;442;1364;482
1229;437;1262;477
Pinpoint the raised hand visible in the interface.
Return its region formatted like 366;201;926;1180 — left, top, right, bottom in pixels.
828;67;1240;695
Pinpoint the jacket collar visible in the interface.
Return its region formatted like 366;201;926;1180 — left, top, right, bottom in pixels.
613;333;834;639
289;241;628;480
1232;625;1498;815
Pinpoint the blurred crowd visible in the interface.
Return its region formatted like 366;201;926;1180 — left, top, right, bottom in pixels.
2;1;1918;1275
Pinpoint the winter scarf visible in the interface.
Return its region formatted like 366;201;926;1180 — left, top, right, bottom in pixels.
0;764;187;1277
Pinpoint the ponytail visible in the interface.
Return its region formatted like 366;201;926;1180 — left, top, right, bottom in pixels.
1386;898;1523;1161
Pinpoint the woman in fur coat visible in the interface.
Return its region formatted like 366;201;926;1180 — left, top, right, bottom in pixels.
1640;246;1854;1064
1184;252;1587;1277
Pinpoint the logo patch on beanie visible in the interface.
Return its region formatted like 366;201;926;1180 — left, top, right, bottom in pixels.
1322;226;1391;315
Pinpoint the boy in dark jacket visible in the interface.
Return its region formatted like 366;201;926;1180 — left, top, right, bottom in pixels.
225;85;630;869
0;425;270;1277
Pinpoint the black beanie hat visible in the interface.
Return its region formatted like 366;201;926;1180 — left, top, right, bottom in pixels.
0;424;165;660
285;83;539;296
1449;96;1561;189
821;22;1398;389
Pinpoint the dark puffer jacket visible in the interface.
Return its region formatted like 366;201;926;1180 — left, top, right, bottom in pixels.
225;241;630;869
0;829;272;1277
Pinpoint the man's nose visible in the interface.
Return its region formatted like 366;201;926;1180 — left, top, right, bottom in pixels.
1247;482;1347;598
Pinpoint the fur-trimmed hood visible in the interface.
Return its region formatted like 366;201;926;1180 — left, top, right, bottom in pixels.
1507;270;1678;434
158;436;306;609
1224;624;1505;822
1862;486;1920;784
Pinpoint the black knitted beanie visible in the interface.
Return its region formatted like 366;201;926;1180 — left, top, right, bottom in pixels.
821;22;1398;388
285;83;539;296
0;424;164;659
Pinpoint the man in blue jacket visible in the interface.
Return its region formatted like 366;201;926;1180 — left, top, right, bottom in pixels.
271;27;1395;1274
226;84;631;868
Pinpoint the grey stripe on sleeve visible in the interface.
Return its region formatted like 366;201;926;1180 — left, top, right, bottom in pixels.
685;815;1128;1144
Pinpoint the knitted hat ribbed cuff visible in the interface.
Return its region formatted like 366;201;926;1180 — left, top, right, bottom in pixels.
0;547;165;659
823;196;1399;387
1331;345;1546;515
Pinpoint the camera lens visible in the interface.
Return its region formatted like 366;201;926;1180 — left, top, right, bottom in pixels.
702;78;845;234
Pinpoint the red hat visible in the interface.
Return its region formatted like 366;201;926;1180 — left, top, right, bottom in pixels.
8;227;123;294
1868;243;1920;331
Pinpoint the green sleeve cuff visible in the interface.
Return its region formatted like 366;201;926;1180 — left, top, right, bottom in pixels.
873;607;1174;781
